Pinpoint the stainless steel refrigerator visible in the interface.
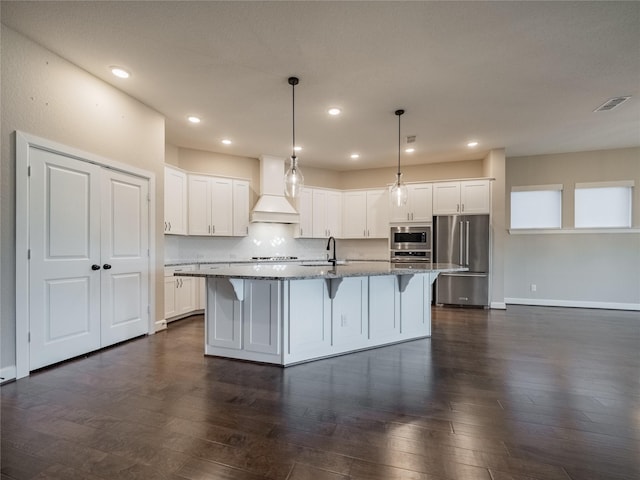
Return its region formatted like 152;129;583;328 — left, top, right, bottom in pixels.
434;214;490;307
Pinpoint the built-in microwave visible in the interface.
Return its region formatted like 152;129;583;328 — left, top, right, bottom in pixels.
389;225;432;251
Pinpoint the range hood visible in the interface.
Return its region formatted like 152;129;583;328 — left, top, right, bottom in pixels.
251;155;300;223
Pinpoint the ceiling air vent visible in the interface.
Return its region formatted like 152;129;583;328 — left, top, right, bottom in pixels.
594;96;631;112
405;135;416;144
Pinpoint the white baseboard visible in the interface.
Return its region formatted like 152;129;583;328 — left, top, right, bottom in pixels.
0;365;17;383
155;319;167;332
505;297;640;311
490;301;507;310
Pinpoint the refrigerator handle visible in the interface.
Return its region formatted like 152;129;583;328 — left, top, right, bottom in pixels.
466;220;470;266
459;221;463;265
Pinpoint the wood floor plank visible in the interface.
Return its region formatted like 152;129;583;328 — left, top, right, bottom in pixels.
2;305;638;480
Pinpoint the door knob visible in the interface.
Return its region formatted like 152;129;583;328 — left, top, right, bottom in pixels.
103;264;112;270
91;264;101;270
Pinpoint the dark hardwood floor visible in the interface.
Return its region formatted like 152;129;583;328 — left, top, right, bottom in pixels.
2;305;639;480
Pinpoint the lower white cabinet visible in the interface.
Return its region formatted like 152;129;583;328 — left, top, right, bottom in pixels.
164;265;197;321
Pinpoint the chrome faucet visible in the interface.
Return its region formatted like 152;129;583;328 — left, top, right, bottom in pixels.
326;236;337;265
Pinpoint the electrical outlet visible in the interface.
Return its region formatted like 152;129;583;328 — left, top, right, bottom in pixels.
530;284;537;292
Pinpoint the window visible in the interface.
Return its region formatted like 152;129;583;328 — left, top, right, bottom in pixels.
510;184;562;229
575;181;633;228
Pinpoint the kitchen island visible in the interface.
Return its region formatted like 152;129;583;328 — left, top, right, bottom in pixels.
175;262;466;366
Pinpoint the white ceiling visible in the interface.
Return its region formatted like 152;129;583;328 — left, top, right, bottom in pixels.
2;1;639;171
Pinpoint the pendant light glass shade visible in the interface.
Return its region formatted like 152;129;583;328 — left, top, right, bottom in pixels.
284;155;304;198
284;76;304;198
391;109;409;207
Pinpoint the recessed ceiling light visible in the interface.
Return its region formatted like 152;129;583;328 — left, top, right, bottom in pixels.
350;153;360;159
110;66;130;79
294;146;302;152
405;147;415;153
328;107;342;116
467;141;479;147
221;139;232;145
187;116;201;124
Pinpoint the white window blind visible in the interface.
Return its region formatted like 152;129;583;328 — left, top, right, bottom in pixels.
511;185;562;229
575;181;633;228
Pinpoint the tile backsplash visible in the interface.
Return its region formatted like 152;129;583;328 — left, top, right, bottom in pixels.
165;223;389;262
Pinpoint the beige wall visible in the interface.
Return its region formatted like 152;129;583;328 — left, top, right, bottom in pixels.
483;149;506;308
504;147;640;308
1;27;166;374
507;147;640;228
337;159;485;190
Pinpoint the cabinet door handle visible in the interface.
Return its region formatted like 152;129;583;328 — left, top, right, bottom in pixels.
212;225;216;234
367;230;370;237
168;221;172;231
176;279;179;287
461;204;465;212
407;213;410;220
457;204;460;212
164;221;167;231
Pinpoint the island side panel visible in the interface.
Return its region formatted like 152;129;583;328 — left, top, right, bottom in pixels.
284;279;332;365
243;280;281;356
369;275;400;340
331;277;369;351
399;274;431;338
205;278;241;351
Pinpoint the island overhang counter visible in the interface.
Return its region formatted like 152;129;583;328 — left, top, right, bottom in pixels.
175;262;466;366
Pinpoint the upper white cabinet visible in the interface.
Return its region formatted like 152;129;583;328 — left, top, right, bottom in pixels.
342;189;389;238
164;166;188;234
296;187;313;238
312;188;342;238
433;179;490;215
389;183;433;223
188;174;233;236
232;179;250;237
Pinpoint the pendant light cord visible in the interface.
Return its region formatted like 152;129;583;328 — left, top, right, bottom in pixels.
291;78;297;159
395;109;404;178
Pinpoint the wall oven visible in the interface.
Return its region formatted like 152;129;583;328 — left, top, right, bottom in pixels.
390;225;432;267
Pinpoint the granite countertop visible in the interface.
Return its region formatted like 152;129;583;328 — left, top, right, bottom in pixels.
164;258;389;267
173;261;467;281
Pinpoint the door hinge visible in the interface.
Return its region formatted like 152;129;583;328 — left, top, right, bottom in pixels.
147;249;150;257
28;332;31;343
27;249;31;260
27;166;32;176
147;194;151;202
147;305;150;314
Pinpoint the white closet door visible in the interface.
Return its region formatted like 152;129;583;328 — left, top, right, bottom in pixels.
29;148;102;370
100;170;150;347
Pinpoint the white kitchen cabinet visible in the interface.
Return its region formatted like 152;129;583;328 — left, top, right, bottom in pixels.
164;265;197;321
164;166;188;234
312;189;342;238
295;187;313;238
433;179;490;215
188;174;233;236
342;189;389;238
232;179;250;236
389;183;433;223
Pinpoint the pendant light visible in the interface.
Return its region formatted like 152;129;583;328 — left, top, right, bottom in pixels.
391;109;409;207
284;76;304;198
